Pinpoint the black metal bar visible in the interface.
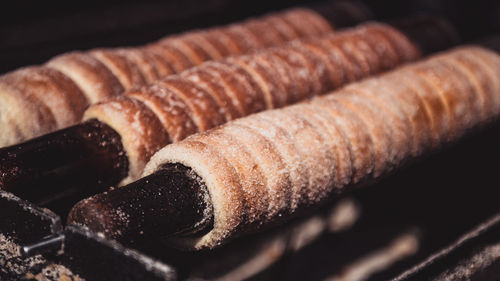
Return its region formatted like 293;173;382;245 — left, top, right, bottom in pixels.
0;190;62;245
67;163;213;245
20;234;65;257
62;225;177;281
393;213;500;281
0;119;128;215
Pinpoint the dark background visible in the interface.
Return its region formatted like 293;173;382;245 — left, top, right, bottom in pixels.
2;0;500;74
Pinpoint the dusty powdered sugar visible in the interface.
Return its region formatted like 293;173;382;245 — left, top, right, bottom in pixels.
144;46;500;249
92;23;419;186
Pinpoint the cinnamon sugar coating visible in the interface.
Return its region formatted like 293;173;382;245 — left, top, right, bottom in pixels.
0;8;333;147
144;46;500;249
47;52;124;103
89;49;147;89
86;23;418;182
84;95;169;183
0;66;89;145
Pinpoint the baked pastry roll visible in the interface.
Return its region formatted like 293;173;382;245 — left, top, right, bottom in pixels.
84;23;419;182
0;7;335;147
138;46;500;249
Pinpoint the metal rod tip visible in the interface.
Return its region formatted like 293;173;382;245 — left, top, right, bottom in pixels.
20;234;65;257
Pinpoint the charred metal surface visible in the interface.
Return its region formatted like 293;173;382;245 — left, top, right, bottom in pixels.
67;163;213;245
0;119;128;216
63;225;177;281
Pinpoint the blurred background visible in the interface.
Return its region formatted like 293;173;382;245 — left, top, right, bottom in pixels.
2;0;500;73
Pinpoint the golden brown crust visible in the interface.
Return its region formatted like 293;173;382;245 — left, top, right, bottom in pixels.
145;44;194;73
313;97;375;183
125;85;197;143
47;52;124;103
322;37;360;83
0;7;335;146
343;33;374;76
144;46;500;250
157;77;224;132
151;139;246;249
163;37;213;65
84;95;169;183
115;48;161;83
294;43;334;94
383;74;433;155
280;8;330;37
244;54;290;107
245;19;288;47
254;51;298;105
301;39;344;88
206;27;242;55
246;114;307;211
224;121;293;221
346;78;415;159
357;24;400;71
89;49;147;90
332;93;391;176
406;66;453;142
267;48;314;103
263;16;300;40
204;61;268;116
348;32;381;74
182;32;225;60
194;129;268;230
0;70;57;145
283;44;329;98
426;60;481;135
298;8;335;33
189;65;247;118
138;47;177;78
332;33;369;80
251;111;332;209
0;66;89;132
371;23;421;63
338;90;397;175
225;56;278;109
449;48;500;119
198;31;233;57
180;68;241;122
225;25;263;53
92;23;422;181
296;103;353;187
